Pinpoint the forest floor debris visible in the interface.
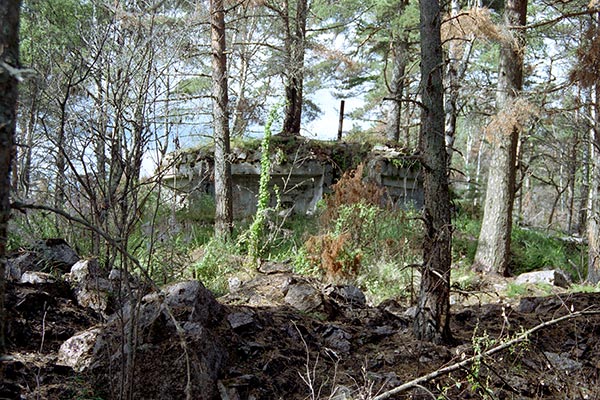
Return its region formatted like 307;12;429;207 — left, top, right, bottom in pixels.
3;268;600;399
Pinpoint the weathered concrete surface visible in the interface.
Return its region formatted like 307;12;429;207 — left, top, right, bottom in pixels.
161;139;423;218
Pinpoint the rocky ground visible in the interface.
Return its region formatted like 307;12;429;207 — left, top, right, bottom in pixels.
2;245;600;400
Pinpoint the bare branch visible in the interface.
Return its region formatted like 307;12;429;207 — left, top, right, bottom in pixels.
372;310;600;400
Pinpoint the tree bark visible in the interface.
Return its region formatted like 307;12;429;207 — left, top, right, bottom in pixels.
474;0;527;276
413;0;452;344
211;0;233;239
385;38;408;143
579;106;590;235
444;0;474;166
587;84;600;283
281;0;307;136
0;0;21;353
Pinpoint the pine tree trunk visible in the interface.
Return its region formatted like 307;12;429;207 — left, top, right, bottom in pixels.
413;0;452;344
211;0;233;239
385;38;408;142
282;0;307;136
474;0;527;276
0;0;21;353
587;85;600;283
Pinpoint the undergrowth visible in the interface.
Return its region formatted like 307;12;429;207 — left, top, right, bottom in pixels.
452;212;586;280
300;164;423;303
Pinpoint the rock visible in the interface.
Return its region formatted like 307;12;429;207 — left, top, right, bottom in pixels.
6;240;80;278
33;238;80;273
324;284;366;307
221;273;293;306
514;269;571;288
506;375;531;395
20;271;56;284
322;325;352;353
258;260;293;274
517;297;537;313
163;280;224;325
544;351;583;372
228;276;242;292
403;306;418;319
330;385;353;400
6;251;39;281
67;259;102;282
94;280;228;400
57;327;103;372
67;259;112;316
227;311;256;330
373;325;395;337
284;283;322;312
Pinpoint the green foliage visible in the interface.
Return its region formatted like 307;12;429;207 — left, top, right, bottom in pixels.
267;214;320;262
128;190;214;283
174;77;211;97
244;104;282;265
21;0;95;65
356;261;415;305
304;199;422;300
569;283;600;293
506;282;528;298
451;265;481;292
8;212;59;252
510;227;585;279
8;211;93;258
469;325;495;397
452;212;481;265
453;211;586;281
193;238;242;295
176;194;216;223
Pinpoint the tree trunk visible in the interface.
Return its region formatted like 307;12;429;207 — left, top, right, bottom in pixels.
413;0;452;344
385;38;408;143
579;93;592;236
444;0;474;166
587;85;600;283
211;0;233;239
474;0;527;276
0;0;21;353
282;0;307;136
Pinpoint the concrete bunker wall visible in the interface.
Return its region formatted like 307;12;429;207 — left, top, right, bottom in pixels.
161;139;423;219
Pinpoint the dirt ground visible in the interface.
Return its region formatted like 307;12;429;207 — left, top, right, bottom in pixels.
3;272;600;400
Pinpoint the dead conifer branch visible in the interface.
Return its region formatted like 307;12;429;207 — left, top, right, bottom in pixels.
371;310;600;400
442;7;510;44
484;97;539;145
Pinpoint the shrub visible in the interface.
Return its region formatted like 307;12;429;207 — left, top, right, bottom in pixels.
302;163;423;295
320;163;386;227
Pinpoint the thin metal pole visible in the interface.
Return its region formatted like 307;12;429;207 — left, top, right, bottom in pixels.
337;100;345;141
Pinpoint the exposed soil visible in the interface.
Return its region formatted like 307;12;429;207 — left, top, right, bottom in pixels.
3;271;600;400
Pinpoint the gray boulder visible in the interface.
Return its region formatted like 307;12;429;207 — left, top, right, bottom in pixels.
514;269;571;288
66;259;112;316
20;271;56;284
6;251;39;281
91;280;228;400
57;327;103;372
33;238;80;273
284;283;322;312
5;239;79;281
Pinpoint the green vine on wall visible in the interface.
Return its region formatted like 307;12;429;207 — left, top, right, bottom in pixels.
245;104;282;265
